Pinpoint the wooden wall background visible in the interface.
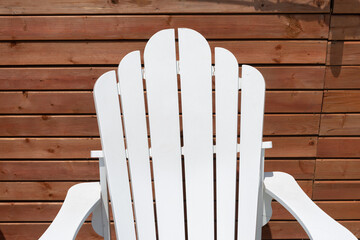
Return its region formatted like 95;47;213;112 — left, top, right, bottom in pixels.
0;0;360;239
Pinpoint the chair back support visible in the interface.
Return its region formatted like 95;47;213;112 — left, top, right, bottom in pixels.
93;28;266;240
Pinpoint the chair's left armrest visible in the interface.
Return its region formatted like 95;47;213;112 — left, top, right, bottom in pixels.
39;182;101;240
264;172;357;240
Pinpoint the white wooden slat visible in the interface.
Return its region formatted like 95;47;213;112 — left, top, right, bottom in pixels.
215;47;239;240
118;51;156;240
93;71;136;240
178;28;214;240
144;29;186;240
237;65;266;240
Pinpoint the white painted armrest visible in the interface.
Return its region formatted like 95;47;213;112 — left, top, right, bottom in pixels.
39;182;101;240
264;172;357;240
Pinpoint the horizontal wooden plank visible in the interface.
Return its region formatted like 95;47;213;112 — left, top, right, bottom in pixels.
0;159;314;181
317;137;360;158
0;137;317;159
320;114;360;135
262;91;323;113
263;137;318;158
0;114;319;136
327;41;360;65
0;161;99;181
313;181;360;200
0;15;329;40
325;66;360;89
333;0;360;13
5;200;359;222
0;115;99;136
315;159;360;179
271;201;360;220
0;40;327;65
258;66;325;89
0;180;311;201
0;138;101;159
0;66;325;90
0;182;80;201
330;15;360;40
0;91;322;114
323;90;360;112
0;0;331;15
265;160;315;179
0;67;111;90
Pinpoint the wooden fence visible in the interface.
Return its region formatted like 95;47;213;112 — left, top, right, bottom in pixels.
0;0;359;239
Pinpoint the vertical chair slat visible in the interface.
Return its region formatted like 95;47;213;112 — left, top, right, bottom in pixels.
178;28;214;240
118;51;157;240
215;47;239;240
144;29;186;240
93;71;136;240
237;65;266;240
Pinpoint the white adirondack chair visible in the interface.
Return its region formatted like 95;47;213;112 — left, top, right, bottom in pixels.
40;28;357;240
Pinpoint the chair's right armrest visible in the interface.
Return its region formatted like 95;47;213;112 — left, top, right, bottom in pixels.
264;172;357;240
39;182;101;240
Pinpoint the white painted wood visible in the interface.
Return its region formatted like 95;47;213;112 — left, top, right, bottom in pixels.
262;190;273;226
118;50;157;240
178;28;214;240
93;70;136;240
215;47;239;240
144;28;186;240
39;182;101;240
237;65;266;240
264;171;358;240
91;157;110;240
91;150;104;158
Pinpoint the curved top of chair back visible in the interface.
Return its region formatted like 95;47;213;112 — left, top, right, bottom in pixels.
93;28;265;240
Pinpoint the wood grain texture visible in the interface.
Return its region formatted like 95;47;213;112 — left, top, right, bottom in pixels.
0;115;99;136
262;91;323;113
0;0;331;15
323;90;360;113
325;66;360;89
0;91;322;114
315;159;360;179
330;15;360;40
317;137;360;158
333;0;360;13
263;137;317;158
326;41;360;65
0;114;319;136
258;66;325;89
0;40;327;65
0;182;81;200
0;137;316;159
0;67;112;90
0;160;99;180
320;114;360;135
313;181;360;200
0;15;329;40
265;160;315;179
0;66;325;90
0;138;101;159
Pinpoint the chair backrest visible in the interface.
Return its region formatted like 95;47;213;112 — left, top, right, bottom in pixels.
93;28;266;240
